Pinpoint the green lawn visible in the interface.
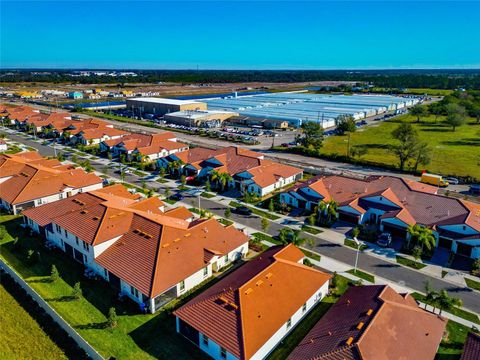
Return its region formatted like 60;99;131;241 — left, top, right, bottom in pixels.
346;269;375;283
437;321;472;360
300;249;321;262
200;192;215;199
251;232;281;245
344;238;369;251
0;215;209;359
229;201;281;220
0;283;67;360
321;114;480;179
396;255;427;270
301;225;323;235
217;218;233;227
465;278;480;291
411;292;480;325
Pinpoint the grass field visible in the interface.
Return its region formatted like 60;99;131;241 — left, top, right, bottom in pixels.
344;238;369;251
0;284;67;360
321;114;480;179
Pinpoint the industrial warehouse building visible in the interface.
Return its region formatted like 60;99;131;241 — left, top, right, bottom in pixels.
164;109;238;127
126;97;207;116
205;92;420;128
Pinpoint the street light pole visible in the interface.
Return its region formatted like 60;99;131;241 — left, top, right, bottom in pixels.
353;236;360;274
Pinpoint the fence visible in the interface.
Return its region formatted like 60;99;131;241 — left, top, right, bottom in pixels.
0;258;105;360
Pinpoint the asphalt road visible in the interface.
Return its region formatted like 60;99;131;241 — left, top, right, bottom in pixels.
4;131;480;314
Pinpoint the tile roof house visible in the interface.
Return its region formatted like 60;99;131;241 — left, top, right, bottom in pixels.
72;127;129;145
280;175;480;259
0;152;103;214
2;105;40;125
174;245;331;360
460;332;480;360
287;285;447;360
100;132;188;162
176;146;302;196
22;185;249;313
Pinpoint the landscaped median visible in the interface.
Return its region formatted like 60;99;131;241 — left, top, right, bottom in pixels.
301;225;323;235
344;238;369;251
395;255;427;270
229;201;281;220
465;277;480;292
346;269;375;283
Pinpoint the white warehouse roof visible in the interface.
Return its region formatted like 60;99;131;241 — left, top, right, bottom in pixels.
127;97;204;105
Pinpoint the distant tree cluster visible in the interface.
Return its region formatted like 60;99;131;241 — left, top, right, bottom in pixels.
1;69;480;89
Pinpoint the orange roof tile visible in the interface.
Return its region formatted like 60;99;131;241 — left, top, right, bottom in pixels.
175;245;331;359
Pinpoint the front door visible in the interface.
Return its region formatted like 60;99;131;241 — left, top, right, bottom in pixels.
64;243;74;257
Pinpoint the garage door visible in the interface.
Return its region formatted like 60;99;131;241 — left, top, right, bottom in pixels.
456;242;472;257
382;224;407;239
338;212;359;224
438;237;453;250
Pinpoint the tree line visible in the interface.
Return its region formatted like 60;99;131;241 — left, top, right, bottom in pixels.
2;69;480;89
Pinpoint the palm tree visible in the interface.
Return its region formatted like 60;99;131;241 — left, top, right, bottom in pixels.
210;170;221;189
424;280;438;311
408;225;436;252
278;228;290;245
437;290;462;316
326;200;338;223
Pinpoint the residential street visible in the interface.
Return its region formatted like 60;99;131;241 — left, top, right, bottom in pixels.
3;130;480;314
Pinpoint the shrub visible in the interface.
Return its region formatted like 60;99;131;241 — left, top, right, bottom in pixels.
303;258;313;267
50;265;60;283
107;307;118;328
72;282;82;300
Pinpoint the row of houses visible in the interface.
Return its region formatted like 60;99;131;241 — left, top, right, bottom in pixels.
281;175;480;260
0;150;452;359
22;183;250;313
0;152;103;214
0;104;190;161
159;146;303;197
1;104;304;197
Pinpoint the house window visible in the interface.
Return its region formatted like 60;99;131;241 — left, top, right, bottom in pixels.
64;229;67;237
286;318;292;329
179;280;185;292
83;242;89;251
130;286;139;298
302;303;307;313
220;347;227;359
203;267;208;278
59;193;64;200
104;269;108;278
202;334;209;346
55;224;61;233
224;255;229;263
76;236;79;245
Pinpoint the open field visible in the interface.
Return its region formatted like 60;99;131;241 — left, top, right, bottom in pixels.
0;283;67;360
321;114;480;179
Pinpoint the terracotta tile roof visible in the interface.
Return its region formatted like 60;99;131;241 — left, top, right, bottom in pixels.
247;160;302;188
287;285;446;360
460;332;480;360
78;127;128;140
0;153;101;205
136;139;188;156
288;175;475;231
92;184;142;200
97;215;249;298
461;200;480;232
174;245;331;359
164;206;193;221
104;132;178;152
127;196;165;214
174;147;218;164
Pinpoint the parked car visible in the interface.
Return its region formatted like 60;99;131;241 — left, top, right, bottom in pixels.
234;206;253;216
377;233;392;247
444;177;459;185
170;193;184;201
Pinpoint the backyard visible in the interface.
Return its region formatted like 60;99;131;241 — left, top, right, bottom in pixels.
321;114;480;179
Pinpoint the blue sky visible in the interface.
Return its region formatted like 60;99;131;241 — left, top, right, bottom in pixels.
1;1;479;69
